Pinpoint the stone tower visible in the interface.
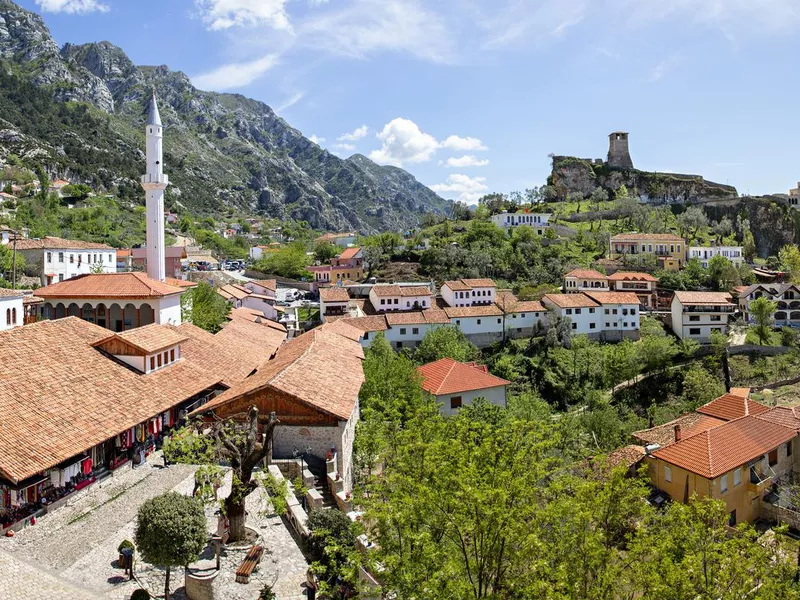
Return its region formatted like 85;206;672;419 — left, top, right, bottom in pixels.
140;91;169;282
607;131;633;169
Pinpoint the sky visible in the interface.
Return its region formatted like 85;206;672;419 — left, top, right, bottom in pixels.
18;0;800;204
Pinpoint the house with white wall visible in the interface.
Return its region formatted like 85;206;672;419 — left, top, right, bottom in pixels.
369;284;433;312
319;286;352;322
0;288;24;331
443;305;505;346
583;291;641;341
563;268;609;293
608;272;658;309
542;293;602;335
418;358;510;416
688;245;744;268
441;279;497;308
491;212;552;233
737;283;800;327
15;236;116;286
495;291;547;339
217;284;279;321
670;291;735;341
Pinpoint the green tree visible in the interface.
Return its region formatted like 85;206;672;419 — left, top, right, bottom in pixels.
134;492;207;600
254;242;309;278
181;282;230;333
0;243;25;281
313;241;338;263
305;509;358;596
681;366;724;408
707;255;740;291
742;229;756;262
779;244;800;283
415;325;479;364
750;295;777;345
60;183;92;200
677;206;708;240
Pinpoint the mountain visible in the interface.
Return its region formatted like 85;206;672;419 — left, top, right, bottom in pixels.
0;0;451;233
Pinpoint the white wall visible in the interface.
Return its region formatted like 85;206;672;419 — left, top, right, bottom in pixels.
0;296;23;331
244;281;276;299
434;386;507;416
598;302;640;334
442;286;495;307
250;247;264;261
41;248;116;285
688;246;744;268
399;294;432;310
551;305;601;335
242;295;278;320
448;315;504;335
491;213;552;229
441;285;457;307
370;291;403;311
504;310;545;336
383;322;444;349
156;294;183;325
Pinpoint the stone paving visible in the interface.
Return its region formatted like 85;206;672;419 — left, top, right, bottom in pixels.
0;454;310;599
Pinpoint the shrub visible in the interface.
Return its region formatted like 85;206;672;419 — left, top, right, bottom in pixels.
259;584;277;600
130;589;150;600
117;539;135;553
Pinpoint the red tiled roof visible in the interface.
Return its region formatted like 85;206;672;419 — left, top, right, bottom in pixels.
371;284;402;297
673;291;733;305
607;271;658;282
104;323;188;354
248;279;277;293
756;406;800;431
116;249;132;258
337;247;361;260
542;293;600;309
320;287;351;302
730;387;751;398
417;358;510;395
461;278;496;288
33;273;185;299
218;284;250;301
443;305;503;318
193;324;364;421
696;393;769;421
229;307;286;332
442;280;471;291
565;268;608;280
632;413;726;447
495;291;545;313
606;445;646;469
582;291;641;305
14;236;113;251
610;233;684;241
165;277;196;288
384;309;449;325
342;315;389;332
652;415;796;478
0;288;24;298
400;286;432;297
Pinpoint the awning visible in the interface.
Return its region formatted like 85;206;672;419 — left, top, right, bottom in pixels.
1;473;48;491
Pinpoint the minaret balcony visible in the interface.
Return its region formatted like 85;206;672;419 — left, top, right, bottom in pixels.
141;173;169;186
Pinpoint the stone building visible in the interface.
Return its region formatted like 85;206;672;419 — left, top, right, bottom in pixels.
607;131;634;169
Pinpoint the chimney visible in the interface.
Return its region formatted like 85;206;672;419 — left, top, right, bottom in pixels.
674;424;682;442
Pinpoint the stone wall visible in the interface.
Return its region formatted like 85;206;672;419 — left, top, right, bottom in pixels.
759;501;800;530
464;331;503;348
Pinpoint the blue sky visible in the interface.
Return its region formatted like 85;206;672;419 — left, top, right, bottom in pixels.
20;0;800;203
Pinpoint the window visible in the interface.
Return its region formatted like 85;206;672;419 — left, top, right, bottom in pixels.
477;319;481;325
769;448;778;467
58;274;64;282
521;313;526;318
689;315;700;322
729;510;736;526
47;252;52;263
11;308;16;325
170;349;175;362
406;302;410;307
70;254;74;264
157;353;162;367
720;474;728;493
664;465;672;482
571;322;577;330
58;252;64;262
400;328;407;335
380;299;385;305
575;308;582;315
363;332;370;340
589;308;595;314
589;323;596;330
513;314;517;319
450;396;462;409
150;356;155;370
623;322;628;327
631;308;636;315
456;320;460;325
566;309;573;315
605;309;609;315
734;468;741;486
4;308;8;325
396;342;403;349
393;299;398;304
789;441;793;457
606;322;610;328
689;328;701;335
710;315;721;322
612;309;618;315
412;328;419;335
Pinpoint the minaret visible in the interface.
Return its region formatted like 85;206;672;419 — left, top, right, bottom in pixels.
141;90;168;282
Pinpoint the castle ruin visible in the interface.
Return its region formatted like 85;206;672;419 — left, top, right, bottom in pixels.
607;131;633;169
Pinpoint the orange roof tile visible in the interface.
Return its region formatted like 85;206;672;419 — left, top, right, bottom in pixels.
461;278;496;288
248;279;277;293
371;284;402;297
193;325;364;421
696;393;769;421
337;247;361;260
104;323;188;354
673;291;734;305
384;309;449;325
565;268;608;280
399;286;432;296
729;387;751;398
542;293;600;309
652;415;796;478
218;284;250;301
0;318;222;483
417;358;510;395
229;307;286;332
756;406;800;431
442;280;471;291
632;413;726;447
165;277;197;288
14;236;113;251
607;271;658;282
582;291;641;305
0;288;24;298
317;320;364;342
495;291;545;313
610;233;684;241
320;287;351;302
343;315;389;332
606;445;646;469
33;273;185;300
443;305;503;318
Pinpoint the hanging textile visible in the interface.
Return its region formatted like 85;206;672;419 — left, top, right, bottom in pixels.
82;458;92;475
50;471;60;487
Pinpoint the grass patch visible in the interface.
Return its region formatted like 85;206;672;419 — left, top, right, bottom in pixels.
297;307;320;322
744;327;783;346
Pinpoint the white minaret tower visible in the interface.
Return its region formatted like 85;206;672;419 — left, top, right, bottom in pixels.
140;90;168;282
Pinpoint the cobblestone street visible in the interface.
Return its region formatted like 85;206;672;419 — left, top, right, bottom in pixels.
0;454;309;599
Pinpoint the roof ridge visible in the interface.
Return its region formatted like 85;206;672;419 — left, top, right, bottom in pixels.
706;430;713;476
438;359;459;395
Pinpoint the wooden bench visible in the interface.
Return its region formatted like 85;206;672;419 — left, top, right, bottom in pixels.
235;545;264;584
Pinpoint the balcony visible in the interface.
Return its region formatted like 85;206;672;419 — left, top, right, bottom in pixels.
683;306;735;313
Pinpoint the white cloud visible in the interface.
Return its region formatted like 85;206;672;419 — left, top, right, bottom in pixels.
478;0;586;49
430;174;489;203
335;143;356;151
441;135;488;152
35;0;108;13
445;155;489;168
648;54;683;82
276;91;305;112
338;125;369;141
369;118;440;167
309;135;326;145
195;0;292;31
192;54;279;91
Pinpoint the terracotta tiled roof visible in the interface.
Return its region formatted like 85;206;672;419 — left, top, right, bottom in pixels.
229;307;286;332
400;286;432;296
610;233;684;241
33;273;185;299
320;287;351;302
116;249;132;258
109;323;189;354
462;278;496;288
214;318;285;362
337;247;361;260
444;305;503;318
417;358;510;395
606;445;646;469
0;288;24;298
218;284;250;301
165;277;196;288
22;295;43;305
607;271;658;282
193;325;364;421
442;280;471;291
652;415;796;478
248;279;277;293
632;413;726;447
384;309;449;325
14;236;113;251
729;387;751;398
696;393;769;421
582;291;641;305
542;293;600;309
0;318;222;483
371;284;402;297
673;291;733;305
756;406;800;431
565;268;608;280
495;291;544;313
421;308;451;323
342;315;389;332
317;320;364;342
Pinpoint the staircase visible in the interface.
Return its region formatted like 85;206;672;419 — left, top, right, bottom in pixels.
304;455;337;509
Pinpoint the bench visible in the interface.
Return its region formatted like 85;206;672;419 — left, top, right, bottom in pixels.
235;545;264;584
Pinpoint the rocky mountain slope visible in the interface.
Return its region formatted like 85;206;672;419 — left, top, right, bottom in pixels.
0;0;451;233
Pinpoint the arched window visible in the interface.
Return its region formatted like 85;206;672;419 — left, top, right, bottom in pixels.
12;307;17;325
5;308;9;325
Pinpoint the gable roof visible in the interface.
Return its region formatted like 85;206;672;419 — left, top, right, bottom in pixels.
14;236;113;251
192;324;364;421
607;271;658;282
0;287;25;299
443;305;503;318
673;291;733;305
33;272;185;299
218;284;250;301
651;415;796;478
696;393;769;421
632;413;726;447
417;358;510;395
565;268;608;280
106;324;188;354
247;279;277;293
371;284;403;297
229;307;286;332
542;293;600;309
610;233;684;242
343;315;389;332
320;287;351;302
337;247;361;260
461;278;496;288
495;291;545;313
400;286;432;296
756;406;800;431
582;291;641;305
385;309;450;325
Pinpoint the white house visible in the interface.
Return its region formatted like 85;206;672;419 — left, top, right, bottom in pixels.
688;245;744;268
14;236;116;286
495;291;547;339
319;286;352;322
670;291;735;341
607;272;658;309
583;291;641;341
418;357;510;416
491;212;552;233
0;288;24;331
35;272;185;331
563;268;610;293
542;293;601;335
369;284;433;312
443;305;505;346
243;279;277;300
738;283;800;327
441;278;497;308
